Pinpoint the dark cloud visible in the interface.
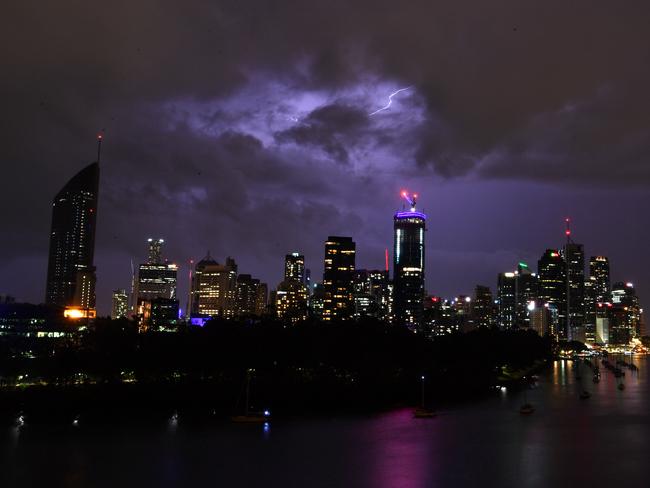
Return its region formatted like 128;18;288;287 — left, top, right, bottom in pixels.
274;104;369;163
2;0;650;312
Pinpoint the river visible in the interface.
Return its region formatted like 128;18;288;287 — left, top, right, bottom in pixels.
1;356;647;487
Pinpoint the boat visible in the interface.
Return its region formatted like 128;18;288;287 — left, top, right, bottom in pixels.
231;369;271;423
579;391;591;400
592;375;600;383
618;383;625;391
413;375;436;419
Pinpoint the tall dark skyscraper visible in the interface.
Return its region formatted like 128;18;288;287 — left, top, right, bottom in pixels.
393;192;426;329
497;272;516;329
45;160;100;310
515;262;538;329
472;285;495;329
589;256;611;302
564;241;585;340
537;249;566;338
322;236;356;321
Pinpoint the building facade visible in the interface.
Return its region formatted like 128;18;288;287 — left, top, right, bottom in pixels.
393;204;426;329
45;162;100;312
322;236;356;321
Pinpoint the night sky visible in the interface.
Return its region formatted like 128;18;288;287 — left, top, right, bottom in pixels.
2;1;650;315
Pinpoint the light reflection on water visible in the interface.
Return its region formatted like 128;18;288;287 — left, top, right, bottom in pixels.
2;356;650;488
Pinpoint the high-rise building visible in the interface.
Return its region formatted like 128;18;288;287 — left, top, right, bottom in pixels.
255;283;268;316
497;272;516;329
111;289;128;319
589;256;611;302
352;269;392;321
134;239;178;323
284;252;305;283
424;297;457;337
393;192;426;329
45;161;100;312
322;236;356;321
537;249;566;338
583;276;598;343
276;252;309;324
514;262;538;329
472;285;495;328
147;238;164;264
610;282;641;344
236;274;263;317
564;242;585;340
191;255;238;318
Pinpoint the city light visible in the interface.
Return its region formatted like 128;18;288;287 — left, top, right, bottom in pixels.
64;307;96;319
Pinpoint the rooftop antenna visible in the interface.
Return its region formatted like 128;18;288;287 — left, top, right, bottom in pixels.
400;190;418;211
565;217;572;244
97;131;104;164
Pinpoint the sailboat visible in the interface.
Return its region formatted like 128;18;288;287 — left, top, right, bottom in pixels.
413;375;436;418
231;368;271;423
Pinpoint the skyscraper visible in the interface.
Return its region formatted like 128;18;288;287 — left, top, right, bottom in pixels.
514;262;538;329
134;239;178;321
191;254;238;318
610;282;641;344
472;285;495;328
284;252;305;283
537;249;566;338
45;161;100;311
236;274;262;317
393;192;426;329
589;256;611;302
147;238;164;264
497;272;516;329
111;289;128;319
564;242;585;340
276;252;309;324
322;236;356;321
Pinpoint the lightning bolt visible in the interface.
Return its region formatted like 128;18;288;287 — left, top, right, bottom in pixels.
369;86;412;116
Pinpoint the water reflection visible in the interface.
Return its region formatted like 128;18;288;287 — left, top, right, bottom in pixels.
2;356;650;488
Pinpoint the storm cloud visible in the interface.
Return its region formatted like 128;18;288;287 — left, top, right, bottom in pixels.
2;0;650;312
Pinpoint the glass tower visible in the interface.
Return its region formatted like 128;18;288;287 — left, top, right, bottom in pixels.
393;195;426;329
45;162;99;309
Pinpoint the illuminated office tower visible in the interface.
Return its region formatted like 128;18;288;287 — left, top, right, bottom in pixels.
393;191;426;329
191;255;238;318
147;238;164;264
284;252;305;283
111;289;128;319
610;282;641;344
236;274;267;317
564;239;585;340
514;262;538;329
583;277;597;343
352;269;392;320
472;285;495;329
497;272;516;329
322;236;356;321
589;256;611;302
134;239;178;318
45;159;100;311
276;252;309;323
537;249;566;338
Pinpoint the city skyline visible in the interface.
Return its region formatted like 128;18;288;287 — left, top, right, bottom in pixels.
27;150;647;330
2;2;650;318
3;148;646;317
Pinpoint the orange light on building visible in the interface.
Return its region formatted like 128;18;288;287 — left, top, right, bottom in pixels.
64;307;97;319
